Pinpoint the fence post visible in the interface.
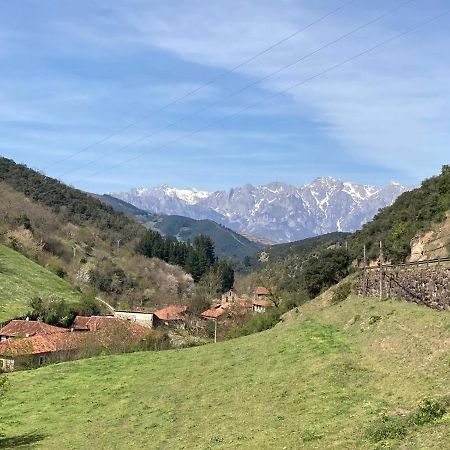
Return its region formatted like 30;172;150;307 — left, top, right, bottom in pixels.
379;241;384;300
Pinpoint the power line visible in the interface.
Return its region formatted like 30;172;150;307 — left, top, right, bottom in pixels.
43;0;357;171
60;0;415;179
71;7;448;187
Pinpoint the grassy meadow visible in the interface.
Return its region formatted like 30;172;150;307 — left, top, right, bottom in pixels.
0;245;82;324
2;295;450;449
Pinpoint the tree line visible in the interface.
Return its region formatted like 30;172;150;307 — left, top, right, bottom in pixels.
136;230;234;291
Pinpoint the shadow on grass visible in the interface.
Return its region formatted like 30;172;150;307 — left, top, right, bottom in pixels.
0;432;46;449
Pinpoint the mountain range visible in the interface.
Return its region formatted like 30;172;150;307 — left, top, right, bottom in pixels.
92;194;265;259
111;177;409;242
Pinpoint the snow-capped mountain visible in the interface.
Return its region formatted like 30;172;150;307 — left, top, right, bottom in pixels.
111;178;409;242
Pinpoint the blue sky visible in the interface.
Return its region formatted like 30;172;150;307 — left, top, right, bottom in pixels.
0;0;449;193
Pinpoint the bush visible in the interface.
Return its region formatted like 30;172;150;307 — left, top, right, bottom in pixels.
229;307;283;338
47;261;66;279
330;281;352;305
368;315;382;325
143;330;171;351
366;414;407;442
302;249;351;298
366;396;450;443
408;398;448;426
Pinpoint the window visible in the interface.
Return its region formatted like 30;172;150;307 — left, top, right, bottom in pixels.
38;355;46;366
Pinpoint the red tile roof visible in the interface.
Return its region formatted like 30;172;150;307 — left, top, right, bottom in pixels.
0;333;83;356
254;287;270;296
154;305;188;321
71;316;116;331
236;300;253;309
0;320;150;358
0;320;68;338
253;299;274;307
201;304;226;319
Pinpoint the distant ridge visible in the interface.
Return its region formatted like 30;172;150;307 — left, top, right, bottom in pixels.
95;194;264;260
111;178;409;242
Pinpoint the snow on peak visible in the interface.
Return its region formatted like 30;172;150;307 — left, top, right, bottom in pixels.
343;182;379;202
161;186;211;204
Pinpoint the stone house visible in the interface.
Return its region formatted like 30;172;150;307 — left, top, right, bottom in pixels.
221;290;239;304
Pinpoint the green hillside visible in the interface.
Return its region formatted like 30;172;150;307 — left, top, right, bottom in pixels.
0;245;81;324
144;214;263;260
350;164;450;262
2;294;450;449
94;193;263;260
261;231;350;262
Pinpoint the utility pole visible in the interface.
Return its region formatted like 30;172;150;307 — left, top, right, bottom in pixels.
379;241;384;300
363;245;367;296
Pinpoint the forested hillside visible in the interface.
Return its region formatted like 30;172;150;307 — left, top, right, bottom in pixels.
95;193;263;260
142;214;263;259
350;165;450;262
236;232;351;303
0;157;232;313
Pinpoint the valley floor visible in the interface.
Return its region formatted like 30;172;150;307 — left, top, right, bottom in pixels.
2;296;450;449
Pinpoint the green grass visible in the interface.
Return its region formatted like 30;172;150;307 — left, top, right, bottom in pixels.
0;244;82;323
2;295;450;449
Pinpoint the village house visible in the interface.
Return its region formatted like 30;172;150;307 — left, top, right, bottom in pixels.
114;309;153;328
252;299;274;313
221;289;239;304
0;317;150;372
253;286;270;301
0;332;87;372
71;315;117;332
252;287;274;313
153;305;188;328
201;303;228;320
0;319;68;341
201;299;253;321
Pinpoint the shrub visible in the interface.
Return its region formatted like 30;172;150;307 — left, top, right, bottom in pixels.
366;396;450;443
229;307;283;338
302;249;351;298
143;330;171;351
366;414;407;442
408;397;448;427
47;261;66;279
369;315;382;325
330;281;352;305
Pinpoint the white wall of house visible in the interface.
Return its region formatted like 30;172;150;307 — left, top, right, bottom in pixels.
114;311;153;328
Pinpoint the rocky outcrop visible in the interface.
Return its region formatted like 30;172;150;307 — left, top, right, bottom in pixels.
409;213;450;262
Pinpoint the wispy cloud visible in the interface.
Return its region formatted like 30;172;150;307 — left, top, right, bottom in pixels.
0;0;449;192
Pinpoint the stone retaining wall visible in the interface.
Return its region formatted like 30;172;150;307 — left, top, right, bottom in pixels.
358;265;450;311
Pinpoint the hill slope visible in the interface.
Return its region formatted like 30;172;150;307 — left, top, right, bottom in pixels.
0;158;195;311
94;194;264;259
350;164;450;262
0;245;81;324
143;214;264;260
2;295;450;449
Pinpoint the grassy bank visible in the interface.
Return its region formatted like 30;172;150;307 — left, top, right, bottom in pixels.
0;244;81;323
2;295;450;449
